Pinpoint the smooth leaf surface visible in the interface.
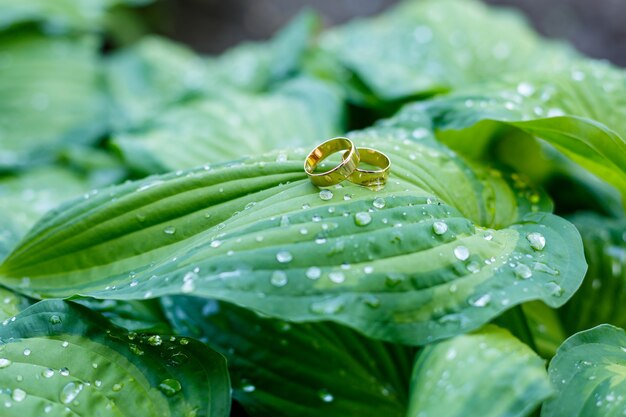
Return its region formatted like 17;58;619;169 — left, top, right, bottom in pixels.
412;60;626;202
0;130;586;345
163;296;413;417
408;325;551;417
542;324;626;417
112;77;343;173
320;0;572;101
0;299;230;416
0;31;106;169
559;213;626;333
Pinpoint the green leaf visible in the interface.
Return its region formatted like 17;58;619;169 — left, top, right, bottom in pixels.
412;60;626;203
105;36;215;130
0;167;88;260
542;324;626;417
0;287;31;321
0;299;230;416
0;130;586;345
320;0;572;102
211;10;319;92
0;30;106;169
559;213;626;334
111;77;344;173
162;296;413;417
408;325;552;417
76;298;170;332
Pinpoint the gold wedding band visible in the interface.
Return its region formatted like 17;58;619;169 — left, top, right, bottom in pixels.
344;147;390;187
304;137;360;187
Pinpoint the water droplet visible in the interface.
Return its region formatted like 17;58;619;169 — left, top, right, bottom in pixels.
328;271;345;283
242;383;256;393
515;263;533;279
158;379;182;397
163;226;176;235
470;294;491;307
466;261;481;273
526;232;546;251
319;190;333;201
432;221;448;235
270;271;288;287
59;367;70;376
0;358;11;368
94;380;102;387
372;198;386;209
354;212;372;226
181;280;195;293
310;297;344;315
306;267;322;280
517;82;535;96
60;382;83;404
445;348;457;360
276;251;293;263
318;389;334;403
112;383;123;392
364;266;374;274
49;315;62;325
11;388;26;402
179;338;189;346
147;335;162;346
454;246;470;261
23;348;31;356
343;194;352;201
210;240;222;248
129;344;144;356
362;294;380;308
545;281;564;297
61;341;69;348
42;368;54;378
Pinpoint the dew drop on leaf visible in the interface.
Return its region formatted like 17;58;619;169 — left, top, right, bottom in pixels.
242;383;256;393
526;232;546;251
270;271;288;287
305;267;322;280
372;197;386;209
318;389;334;403
310;297;344;315
112;383;123;392
59;367;70;376
60;382;83;404
11;389;26;402
319;189;333;201
158;379;182;397
466;261;481;273
470;294;491;307
276;250;293;263
328;271;345;283
514;263;533;279
147;335;162;346
42;368;54;378
163;226;176;235
0;358;14;368
22;348;31;356
454;246;470;261
354;212;372;226
432;221;448;235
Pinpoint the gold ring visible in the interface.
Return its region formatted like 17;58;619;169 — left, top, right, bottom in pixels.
344;147;390;188
304;137;360;187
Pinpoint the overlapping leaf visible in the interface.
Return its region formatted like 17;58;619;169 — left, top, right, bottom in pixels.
320;0;572;102
559;213;626;333
542;324;626;417
410;60;626;203
0;299;230;416
408;325;551;417
112;77;344;173
0;126;585;345
163;296;413;417
0;30;106;169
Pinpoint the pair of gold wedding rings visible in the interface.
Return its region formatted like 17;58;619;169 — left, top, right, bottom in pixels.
304;137;390;188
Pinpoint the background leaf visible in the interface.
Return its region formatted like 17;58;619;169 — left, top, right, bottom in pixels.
0;299;230;416
542;324;626;417
163;296;413;417
408;325;552;417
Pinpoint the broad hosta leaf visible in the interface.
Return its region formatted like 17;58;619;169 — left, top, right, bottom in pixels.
211;10;319;92
412;60;626;202
0;167;88;260
112;77;344;173
0;129;586;345
76;298;170;332
559;213;626;334
542;324;626;417
408;325;551;417
0;30;106;169
105;36;215;130
0;287;30;321
0;299;230;416
162;296;413;417
320;0;572;102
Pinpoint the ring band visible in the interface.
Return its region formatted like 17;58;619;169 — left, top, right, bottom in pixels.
304;137;360;187
344;147;390;187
